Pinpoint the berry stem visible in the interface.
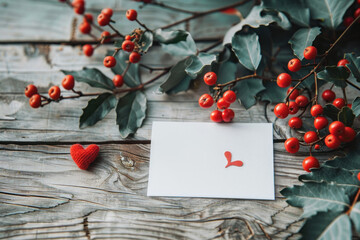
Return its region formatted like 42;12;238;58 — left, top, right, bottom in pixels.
139;64;171;72
342;87;348;105
214;74;272;89
135;19;151;32
122;62;131;77
108;23;125;38
314;72;318;105
346;187;360;215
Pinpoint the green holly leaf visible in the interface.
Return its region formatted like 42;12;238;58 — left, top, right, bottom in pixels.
317;66;350;88
233;78;265;109
323;104;340;121
109;51;141;88
161;34;197;56
352;97;360;117
288;27;321;60
154;29;188;44
114;40;122;48
62;68;114;90
138;31;153;53
257;81;287;103
338;106;355;127
304;0;353;29
79;93;117;128
345;53;360;82
185;53;217;78
115;91;147;138
350;202;360;233
232;32;262;72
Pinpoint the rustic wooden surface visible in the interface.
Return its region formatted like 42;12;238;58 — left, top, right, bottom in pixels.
0;0;343;239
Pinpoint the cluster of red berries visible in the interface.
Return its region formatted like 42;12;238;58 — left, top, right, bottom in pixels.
273;45;356;172
343;0;360;27
198;72;237;123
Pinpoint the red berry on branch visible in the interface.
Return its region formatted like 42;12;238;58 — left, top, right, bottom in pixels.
103;56;117;68
113;75;124;88
325;134;341;149
62;75;75;90
125;35;132;40
222;109;235;122
288;101;299;115
122;40;135;52
284;137;300;154
198;94;214;108
217;98;230;109
354;8;360;19
288;117;302;129
343;16;354;27
288;58;301;72
357;172;360;182
48;86;61;100
348;104;352;108
328;121;345;136
29;94;41;108
223;90;236;104
203;72;217;85
333;98;346;109
277;73;292;88
314;144;321;150
314;116;328;130
274;103;289;119
72;0;85;14
337;59;349;67
338;127;356;143
287;87;300;100
210;110;222;122
83;44;94;57
129;52;141;63
84;13;93;23
101;31;111;43
303;156;320;172
79;21;91;34
97;13;110;26
322;89;336;102
303;46;317;60
25;84;38;98
126;9;138;21
101;8;113;17
310;104;323;117
295;95;309;107
304;131;318;143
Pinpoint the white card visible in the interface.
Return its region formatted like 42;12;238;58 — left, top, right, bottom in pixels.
147;122;275;200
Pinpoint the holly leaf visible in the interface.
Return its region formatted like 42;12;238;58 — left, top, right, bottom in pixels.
61;68;114;90
288;27;321;60
304;0;353;29
323;104;340;121
138;31;153;53
115;91;147;138
338;106;355;127
345;53;360;82
233;78;265;109
109;51;141;88
185;53;217;78
257;81;287;103
114;40;122;48
154;29;188;44
232;32;262;72
317;66;350;88
161;34;197;56
79;93;117;128
352;97;360;117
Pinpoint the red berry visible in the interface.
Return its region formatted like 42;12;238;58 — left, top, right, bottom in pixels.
48;86;61;100
277;73;292;88
103;56;117;68
79;21;91;34
62;75;75;90
288;117;302;129
354;8;360;19
348;104;352;108
74;6;85;14
203;72;217;85
222;109;235;122
129;52;141;63
295;95;309;107
217;98;230;109
344;17;354;27
83;44;94;57
287;87;300;100
126;9;138;21
314;144;321;150
288;101;299;115
101;8;113;17
314;116;328;130
29;94;41;108
322;89;336;102
357;172;360;182
97;13;110;26
25;84;38;98
288;58;301;72
223;90;236;104
112;75;124;88
122;40;135;52
101;31;111;43
198;94;214;108
72;0;85;14
125;35;132;40
329;121;345;136
337;59;349;67
304;131;318;143
333;98;346;109
302;156;320;172
210;110;222;122
325;134;341;149
310;104;323;117
303;46;317;60
284;137;300;154
338;127;356;143
274;103;289;119
84;13;93;23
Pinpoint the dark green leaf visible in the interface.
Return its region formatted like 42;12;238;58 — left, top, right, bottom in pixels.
154;29;188;44
161;34;197;56
115;91;147;138
317;66;350;88
109;51;141;88
138;31;153;53
257;81;287;103
233;78;265;109
323;104;340;121
288;27;321;60
326;135;360;170
114;40;122;48
338;106;355;127
352;97;360;117
79;93;117;128
304;0;353;29
232;32;262;71
185;53;217;78
350;202;360;233
345;53;360;82
300;211;351;240
62;68;114;90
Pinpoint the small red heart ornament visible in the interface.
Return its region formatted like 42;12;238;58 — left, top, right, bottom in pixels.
70;144;99;170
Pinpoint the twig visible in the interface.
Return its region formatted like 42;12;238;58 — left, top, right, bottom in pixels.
346;80;360;91
314;72;318;105
149;2;198;14
135;19;151;32
346;188;360;215
122;62;131;77
214;74;272;89
342;87;348;104
108;23;125;38
139;64;171;72
198;39;223;53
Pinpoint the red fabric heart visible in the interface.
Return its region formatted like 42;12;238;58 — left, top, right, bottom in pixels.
70;144;99;170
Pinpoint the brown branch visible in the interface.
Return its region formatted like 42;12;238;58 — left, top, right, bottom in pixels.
122;62;131;77
135;19;151;32
346;188;360;215
214;74;272;89
108;23;125;38
148;2;198;14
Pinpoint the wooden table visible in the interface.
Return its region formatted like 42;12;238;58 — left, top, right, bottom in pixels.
0;0;308;239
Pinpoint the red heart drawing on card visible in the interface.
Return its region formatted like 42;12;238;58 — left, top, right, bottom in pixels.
70;144;99;170
224;151;243;168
